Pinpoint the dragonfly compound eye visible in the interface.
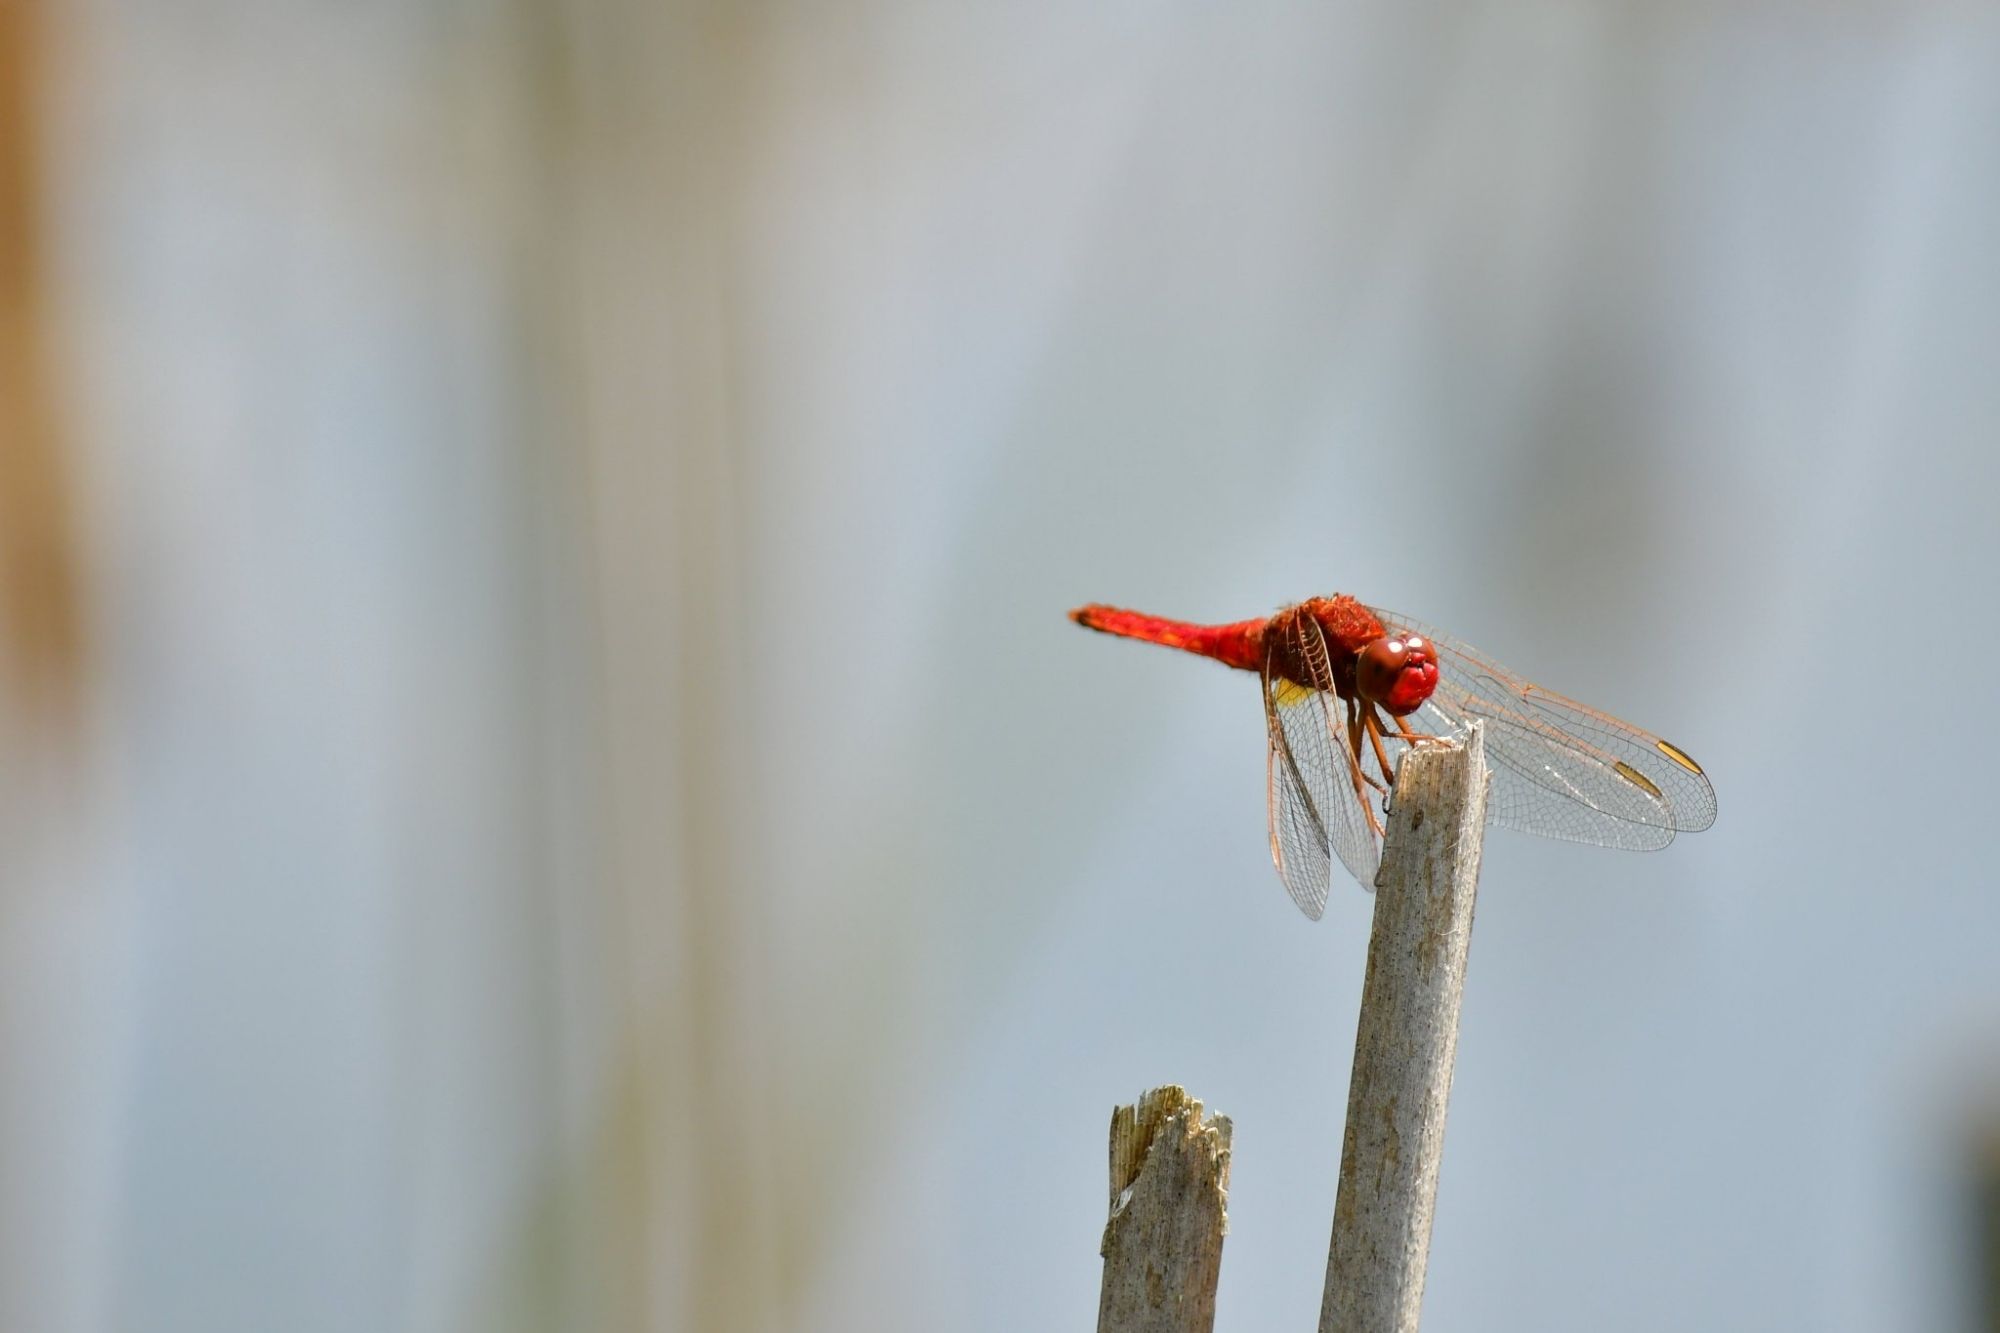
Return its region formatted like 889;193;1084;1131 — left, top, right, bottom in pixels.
1356;636;1441;716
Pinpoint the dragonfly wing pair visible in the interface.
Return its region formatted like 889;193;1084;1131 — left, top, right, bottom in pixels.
1366;606;1717;851
1263;614;1385;918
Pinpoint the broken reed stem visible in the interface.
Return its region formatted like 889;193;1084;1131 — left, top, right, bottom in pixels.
1097;1085;1233;1333
1321;723;1490;1333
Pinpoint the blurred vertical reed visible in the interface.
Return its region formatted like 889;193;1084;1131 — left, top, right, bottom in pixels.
0;0;86;730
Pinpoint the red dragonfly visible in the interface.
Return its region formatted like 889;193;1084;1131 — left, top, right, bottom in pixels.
1071;595;1715;918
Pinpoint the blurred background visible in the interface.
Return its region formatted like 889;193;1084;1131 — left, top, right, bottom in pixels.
5;2;2000;1331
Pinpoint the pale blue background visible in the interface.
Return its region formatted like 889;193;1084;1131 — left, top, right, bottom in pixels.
7;3;2000;1331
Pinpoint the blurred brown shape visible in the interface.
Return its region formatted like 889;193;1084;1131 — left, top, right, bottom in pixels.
1980;1123;2000;1333
0;0;86;729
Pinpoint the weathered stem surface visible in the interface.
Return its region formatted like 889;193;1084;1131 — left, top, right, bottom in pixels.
1097;1085;1233;1333
1320;724;1490;1333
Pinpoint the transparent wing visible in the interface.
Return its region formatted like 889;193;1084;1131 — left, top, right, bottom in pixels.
1264;614;1382;916
1367;606;1717;849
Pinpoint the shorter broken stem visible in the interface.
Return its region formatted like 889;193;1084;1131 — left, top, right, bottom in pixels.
1097;1086;1233;1333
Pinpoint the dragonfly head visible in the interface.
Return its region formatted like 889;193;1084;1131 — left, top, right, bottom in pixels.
1356;634;1439;717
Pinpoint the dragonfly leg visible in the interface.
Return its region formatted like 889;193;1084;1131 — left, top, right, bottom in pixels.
1354;766;1385;838
1339;695;1389;794
1362;704;1397;788
1386;710;1446;747
1345;698;1387;838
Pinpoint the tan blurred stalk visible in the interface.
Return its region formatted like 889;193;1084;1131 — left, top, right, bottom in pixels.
554;5;791;1330
0;0;86;731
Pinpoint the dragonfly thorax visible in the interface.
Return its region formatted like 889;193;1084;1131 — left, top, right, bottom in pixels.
1275;597;1441;717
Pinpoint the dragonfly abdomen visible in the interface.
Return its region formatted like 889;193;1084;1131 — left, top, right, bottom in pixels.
1068;604;1266;673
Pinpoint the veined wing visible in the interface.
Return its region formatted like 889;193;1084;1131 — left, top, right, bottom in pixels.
1367;606;1717;849
1264;613;1381;916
